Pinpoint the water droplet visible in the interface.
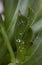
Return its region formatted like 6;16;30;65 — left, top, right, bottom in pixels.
22;41;25;44
16;39;21;43
16;59;19;64
22;47;24;50
21;20;24;24
19;32;22;36
19;46;21;49
21;20;25;25
20;49;23;52
36;36;38;39
25;56;30;60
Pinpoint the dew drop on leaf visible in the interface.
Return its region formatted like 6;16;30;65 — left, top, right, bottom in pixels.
22;47;24;50
21;20;24;24
19;46;21;49
36;36;39;40
20;49;23;52
16;58;19;64
19;32;22;36
22;41;25;44
16;39;21;43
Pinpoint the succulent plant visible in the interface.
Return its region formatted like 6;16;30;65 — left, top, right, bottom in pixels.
0;0;42;65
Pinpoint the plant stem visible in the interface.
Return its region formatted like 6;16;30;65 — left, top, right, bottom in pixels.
0;26;16;64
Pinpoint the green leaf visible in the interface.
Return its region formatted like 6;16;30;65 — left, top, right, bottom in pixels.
4;0;18;29
20;0;29;16
6;0;21;39
29;0;42;25
22;31;42;65
29;0;42;13
31;19;42;33
0;26;16;64
13;14;33;63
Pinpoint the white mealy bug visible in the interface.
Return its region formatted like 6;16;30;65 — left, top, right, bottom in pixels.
0;0;5;21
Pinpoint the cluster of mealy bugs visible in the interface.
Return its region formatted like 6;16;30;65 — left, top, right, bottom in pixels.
0;0;5;21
